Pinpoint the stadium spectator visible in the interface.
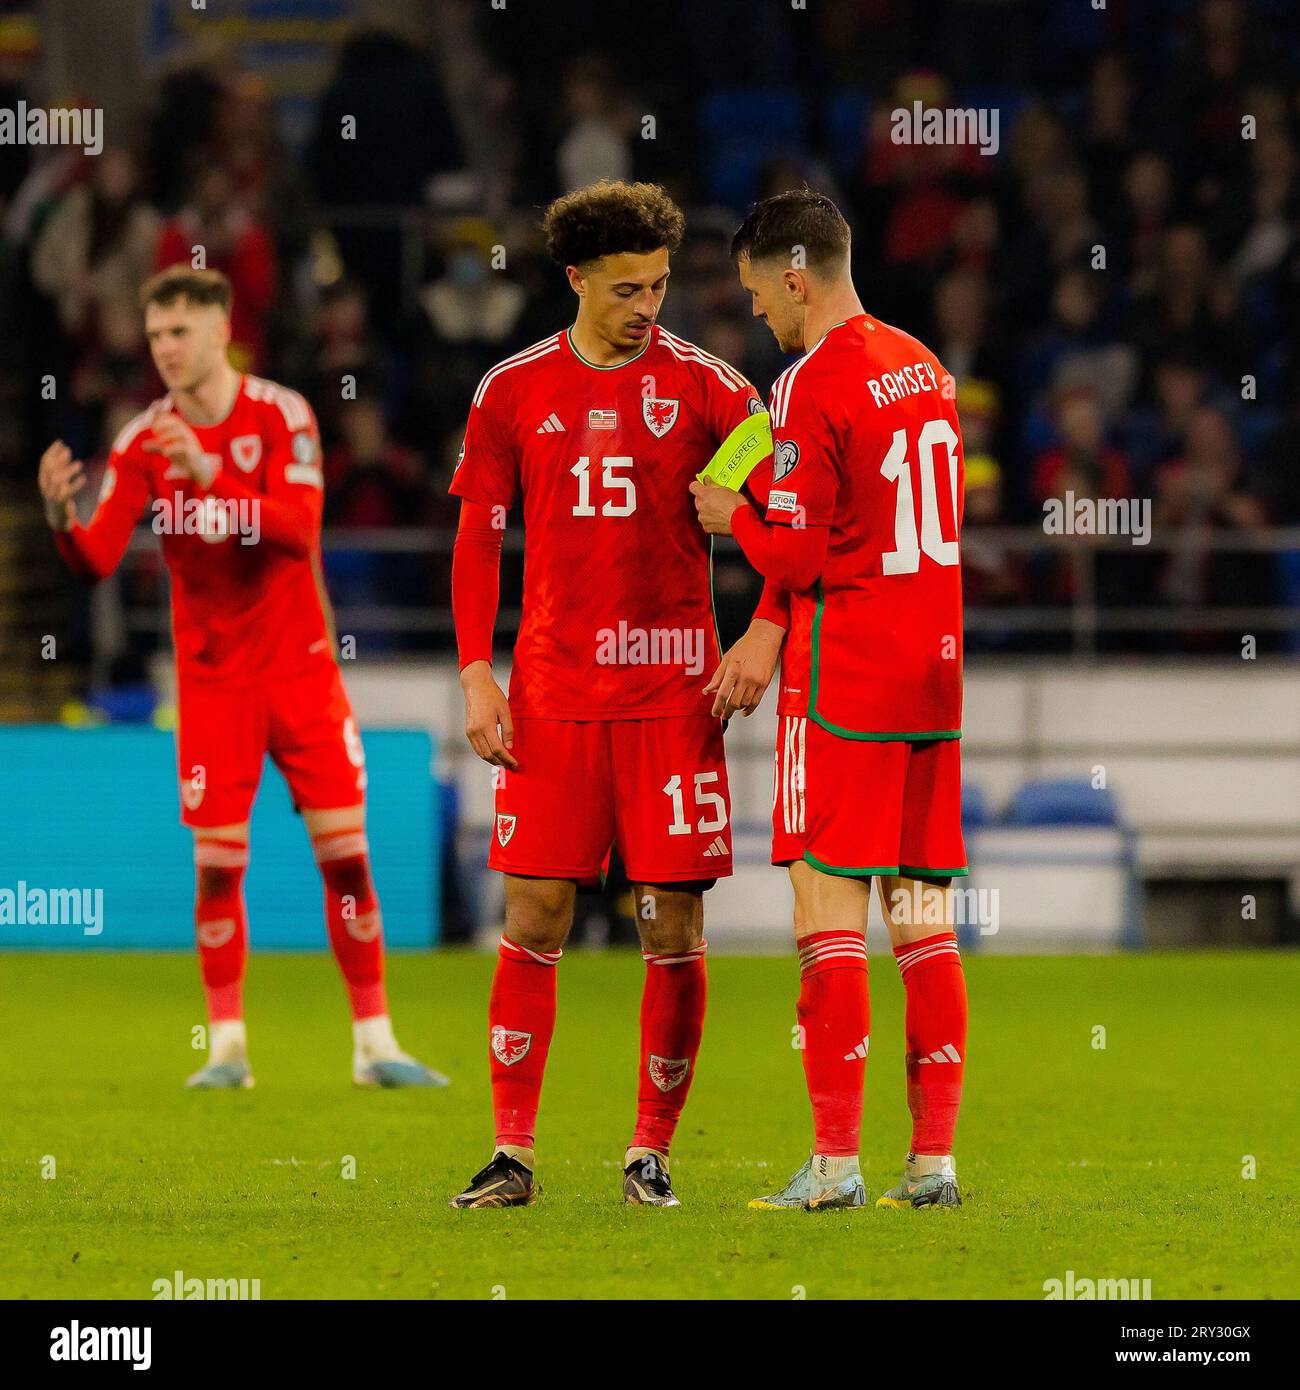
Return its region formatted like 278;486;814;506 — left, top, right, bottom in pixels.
959;381;1028;624
288;278;394;446
931;268;1000;386
324;396;429;530
1031;386;1132;507
1152;404;1277;645
14;0;1299;665
1031;387;1134;611
31;148;160;345
556;53;637;193
416;219;526;346
1022;268;1138;425
155;166;276;371
1119;150;1178;299
307;24;464;321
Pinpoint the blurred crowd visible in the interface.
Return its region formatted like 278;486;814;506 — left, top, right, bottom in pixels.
1;0;1298;664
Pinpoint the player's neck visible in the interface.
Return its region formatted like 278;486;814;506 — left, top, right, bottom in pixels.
568;315;649;368
801;291;866;354
172;362;242;427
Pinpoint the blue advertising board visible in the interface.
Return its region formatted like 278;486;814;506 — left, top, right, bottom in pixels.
0;727;439;949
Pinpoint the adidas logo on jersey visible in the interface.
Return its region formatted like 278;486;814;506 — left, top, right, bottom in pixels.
535;413;564;434
915;1043;963;1065
701;835;729;859
843;1036;871;1061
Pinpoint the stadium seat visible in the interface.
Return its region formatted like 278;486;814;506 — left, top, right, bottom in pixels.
961;782;991;828
1005;778;1122;828
700;89;807;210
87;682;158;724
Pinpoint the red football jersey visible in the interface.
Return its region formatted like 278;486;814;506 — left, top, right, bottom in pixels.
765;314;964;739
56;375;332;684
450;326;764;719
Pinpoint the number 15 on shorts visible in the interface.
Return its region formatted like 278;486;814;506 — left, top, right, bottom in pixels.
664;771;728;836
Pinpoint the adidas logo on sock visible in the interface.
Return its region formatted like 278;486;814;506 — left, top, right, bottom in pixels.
536;412;565;434
843;1035;870;1061
701;835;729;859
916;1043;963;1065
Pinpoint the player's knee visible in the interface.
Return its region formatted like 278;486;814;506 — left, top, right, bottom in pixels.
193;837;249;903
504;882;573;954
635;887;703;954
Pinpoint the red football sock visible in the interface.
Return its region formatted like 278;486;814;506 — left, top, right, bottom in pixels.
797;931;870;1156
632;941;708;1155
490;936;561;1150
894;932;967;1154
312;829;387;1020
194;838;249;1023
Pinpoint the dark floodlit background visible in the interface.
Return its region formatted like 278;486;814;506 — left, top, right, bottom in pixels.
0;0;1296;952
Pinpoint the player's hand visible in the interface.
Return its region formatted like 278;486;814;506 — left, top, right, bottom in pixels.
690;477;748;536
143;412;213;486
461;660;518;770
37;439;85;532
704;618;784;718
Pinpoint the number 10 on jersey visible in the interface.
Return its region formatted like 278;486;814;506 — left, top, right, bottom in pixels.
880;418;960;574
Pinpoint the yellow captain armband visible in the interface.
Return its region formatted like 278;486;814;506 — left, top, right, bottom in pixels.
697;409;773;492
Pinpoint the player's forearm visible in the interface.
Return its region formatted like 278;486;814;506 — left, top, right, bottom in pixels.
732;505;829;594
52;520;128;581
452;501;503;670
204;472;317;557
752;576;791;632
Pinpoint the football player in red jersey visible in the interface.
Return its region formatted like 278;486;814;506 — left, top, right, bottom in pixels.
693;191;968;1211
38;266;446;1091
449;181;788;1208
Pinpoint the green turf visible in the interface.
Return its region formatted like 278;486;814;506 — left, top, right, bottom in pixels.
2;949;1296;1300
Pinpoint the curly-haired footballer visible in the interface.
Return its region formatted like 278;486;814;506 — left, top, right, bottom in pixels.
448;181;787;1208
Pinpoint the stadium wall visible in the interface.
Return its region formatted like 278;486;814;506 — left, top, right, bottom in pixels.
342;659;1300;951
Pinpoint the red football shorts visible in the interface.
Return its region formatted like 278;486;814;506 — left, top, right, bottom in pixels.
176;659;367;827
489;714;732;884
771;715;966;879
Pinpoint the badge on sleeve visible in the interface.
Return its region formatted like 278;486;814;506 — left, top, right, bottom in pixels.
772;438;799;482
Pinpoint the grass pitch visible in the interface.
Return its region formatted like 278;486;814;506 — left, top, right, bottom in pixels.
3;949;1296;1300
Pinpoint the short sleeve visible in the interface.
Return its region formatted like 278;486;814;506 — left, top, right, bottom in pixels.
450;385;518;508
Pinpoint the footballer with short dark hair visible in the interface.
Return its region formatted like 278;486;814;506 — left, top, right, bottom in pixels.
692;189;969;1210
448;180;788;1208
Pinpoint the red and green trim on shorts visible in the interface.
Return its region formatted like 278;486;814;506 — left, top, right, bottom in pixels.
802;850;969;879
